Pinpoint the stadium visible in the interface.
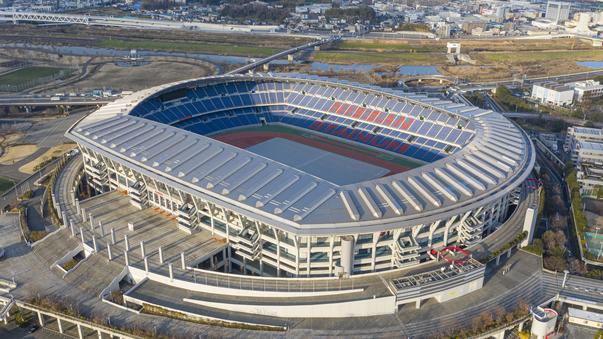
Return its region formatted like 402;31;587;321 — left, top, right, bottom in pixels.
66;73;535;278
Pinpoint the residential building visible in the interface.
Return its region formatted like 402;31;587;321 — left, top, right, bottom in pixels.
545;1;571;24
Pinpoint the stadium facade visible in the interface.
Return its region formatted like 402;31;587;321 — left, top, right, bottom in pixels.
66;74;534;277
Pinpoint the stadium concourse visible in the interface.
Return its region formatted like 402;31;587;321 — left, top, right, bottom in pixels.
57;73;536;319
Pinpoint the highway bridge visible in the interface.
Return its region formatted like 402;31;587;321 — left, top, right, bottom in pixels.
0;10;279;34
0;96;112;106
226;36;339;74
458;69;603;92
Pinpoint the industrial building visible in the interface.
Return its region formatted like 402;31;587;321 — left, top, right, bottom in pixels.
531;82;574;107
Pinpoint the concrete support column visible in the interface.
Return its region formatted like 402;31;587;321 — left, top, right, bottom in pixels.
62;211;68;228
89;214;94;231
98;329;102;339
181;252;186;270
75;200;81;215
506;249;512;258
107;243;112;261
227;247;232;273
124;250;129;266
80;227;85;246
37;311;44;326
495;255;501;266
169;262;174;281
110;228;115;245
341;236;354;277
124;234;129;251
140;241;145;258
81;207;86;222
306;240;311;277
158;246;163;265
77;324;83;339
70;219;76;237
144;256;149;274
55;199;61;216
415;299;421;309
57;318;63;334
92;235;98;253
99;221;105;237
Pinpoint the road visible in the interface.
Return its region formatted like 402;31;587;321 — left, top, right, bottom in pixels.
535;145;582;260
458;69;603;91
0;11;282;35
227;36;339;74
0;96;112;107
0;127;600;338
483;93;505;113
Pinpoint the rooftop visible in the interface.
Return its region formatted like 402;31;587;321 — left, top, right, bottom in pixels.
66;74;534;235
568;307;603;323
535;82;572;92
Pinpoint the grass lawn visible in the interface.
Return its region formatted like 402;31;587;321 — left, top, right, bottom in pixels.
336;40;442;53
0;176;14;194
313;51;444;65
99;39;281;58
0;66;70;86
334;38;593;54
477;50;603;64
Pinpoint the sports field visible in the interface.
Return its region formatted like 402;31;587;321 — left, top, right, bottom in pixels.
210;124;423;184
0;66;70;86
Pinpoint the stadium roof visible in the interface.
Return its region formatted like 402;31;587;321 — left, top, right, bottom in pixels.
66;74;534;235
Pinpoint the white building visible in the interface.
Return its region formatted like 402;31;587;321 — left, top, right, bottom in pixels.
546;1;571;24
66;74;534;278
530;307;558;339
532;82;574;106
565;126;603;197
574;80;603;102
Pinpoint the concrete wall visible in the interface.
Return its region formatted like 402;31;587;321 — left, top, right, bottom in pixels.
128;266;364;298
183;295;396;318
521;206;537;247
436;277;484;303
99;266;129;299
569;316;603;329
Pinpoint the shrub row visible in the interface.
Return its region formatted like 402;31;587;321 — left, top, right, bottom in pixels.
565;169;602;262
480;231;528;263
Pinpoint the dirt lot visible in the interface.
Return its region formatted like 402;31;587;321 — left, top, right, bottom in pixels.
0;144;38;165
18;143;76;174
60;60;214;92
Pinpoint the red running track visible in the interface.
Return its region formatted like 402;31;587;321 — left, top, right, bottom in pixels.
212;130;412;175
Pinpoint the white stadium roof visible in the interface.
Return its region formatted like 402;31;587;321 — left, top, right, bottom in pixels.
66;74;534;235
